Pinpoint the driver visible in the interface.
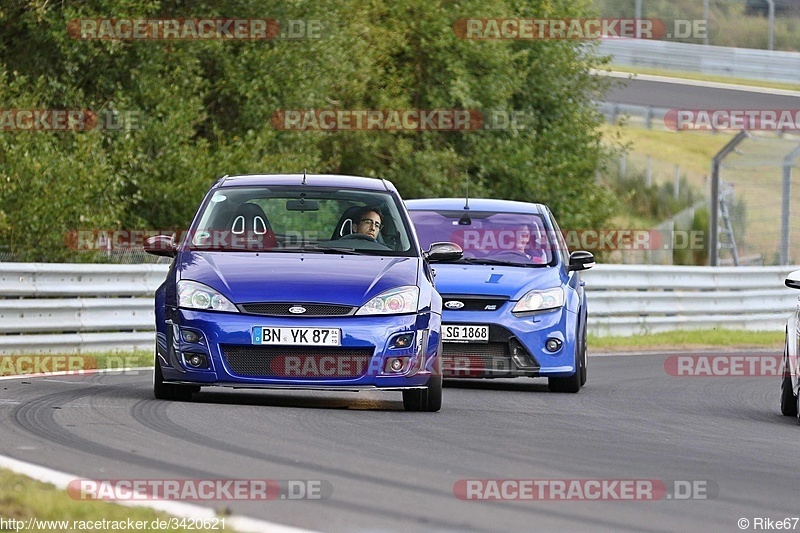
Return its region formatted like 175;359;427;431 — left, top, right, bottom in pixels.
514;224;531;255
355;206;383;241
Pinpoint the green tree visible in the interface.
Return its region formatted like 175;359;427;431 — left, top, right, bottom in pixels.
0;0;617;261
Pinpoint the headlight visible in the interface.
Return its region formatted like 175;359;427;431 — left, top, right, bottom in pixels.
177;280;238;312
356;286;420;315
512;287;564;313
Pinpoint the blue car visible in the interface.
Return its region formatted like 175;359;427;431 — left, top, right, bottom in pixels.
405;198;594;392
144;174;461;411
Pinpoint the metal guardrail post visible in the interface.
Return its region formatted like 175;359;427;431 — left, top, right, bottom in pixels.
709;130;749;266
766;0;775;51
780;143;800;265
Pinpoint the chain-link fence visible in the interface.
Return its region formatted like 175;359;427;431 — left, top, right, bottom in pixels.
715;134;800;265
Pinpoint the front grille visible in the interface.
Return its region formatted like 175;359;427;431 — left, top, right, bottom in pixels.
442;296;508;311
239;303;354;317
443;342;509;360
441;324;538;376
220;345;374;378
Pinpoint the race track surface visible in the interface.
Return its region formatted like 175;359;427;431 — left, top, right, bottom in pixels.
0;352;794;532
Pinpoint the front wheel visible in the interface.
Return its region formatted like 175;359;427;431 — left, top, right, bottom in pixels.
579;323;587;387
781;372;797;417
781;348;797;416
549;339;582;393
403;375;442;412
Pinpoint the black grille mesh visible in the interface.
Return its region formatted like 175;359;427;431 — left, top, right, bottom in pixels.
442;342;512;377
220;345;374;378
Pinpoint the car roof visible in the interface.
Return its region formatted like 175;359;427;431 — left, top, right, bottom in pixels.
215;174;395;192
404;198;548;214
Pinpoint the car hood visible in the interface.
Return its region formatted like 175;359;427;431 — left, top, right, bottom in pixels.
178;251;419;306
432;263;562;300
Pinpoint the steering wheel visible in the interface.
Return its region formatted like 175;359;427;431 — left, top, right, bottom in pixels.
340;233;375;241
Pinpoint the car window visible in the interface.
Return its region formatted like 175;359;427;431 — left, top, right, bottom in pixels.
187;186;415;256
409;209;553;266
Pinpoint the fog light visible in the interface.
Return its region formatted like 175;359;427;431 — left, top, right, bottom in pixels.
185;353;207;368
545;339;562;352
384;357;408;373
182;330;201;343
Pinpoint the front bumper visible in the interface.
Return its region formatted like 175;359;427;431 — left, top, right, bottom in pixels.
440;306;578;379
157;308;441;390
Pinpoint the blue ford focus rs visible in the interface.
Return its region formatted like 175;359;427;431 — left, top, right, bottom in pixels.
406;198;594;392
144;174;461;411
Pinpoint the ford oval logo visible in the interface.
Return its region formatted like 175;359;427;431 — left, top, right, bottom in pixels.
445;300;465;310
288;306;307;314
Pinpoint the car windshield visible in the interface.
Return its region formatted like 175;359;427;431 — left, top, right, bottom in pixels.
186;186;416;256
409;209;554;266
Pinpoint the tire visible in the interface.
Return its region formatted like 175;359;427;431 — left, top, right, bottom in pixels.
153;351;195;402
781;352;797;416
579;322;587;387
548;338;582;393
403;375;442;412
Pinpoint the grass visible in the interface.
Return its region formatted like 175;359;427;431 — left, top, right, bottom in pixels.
589;328;784;351
601;120;800;264
0;469;233;532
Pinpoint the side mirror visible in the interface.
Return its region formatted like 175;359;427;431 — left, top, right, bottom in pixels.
567;250;595;272
144;235;177;258
786;270;800;289
425;242;463;262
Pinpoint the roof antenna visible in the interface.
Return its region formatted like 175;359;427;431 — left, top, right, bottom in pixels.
458;169;472;225
302;168;307;185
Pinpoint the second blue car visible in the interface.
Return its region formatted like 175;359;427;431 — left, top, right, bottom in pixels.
406;198;594;392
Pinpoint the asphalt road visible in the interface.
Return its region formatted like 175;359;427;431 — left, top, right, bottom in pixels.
0;352;796;533
603;77;800;109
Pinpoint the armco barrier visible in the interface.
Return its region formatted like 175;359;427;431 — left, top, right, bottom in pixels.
598;39;800;84
0;263;169;355
583;264;799;337
0;263;798;354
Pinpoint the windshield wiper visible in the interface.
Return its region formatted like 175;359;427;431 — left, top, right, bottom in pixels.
303;244;363;255
460;257;537;267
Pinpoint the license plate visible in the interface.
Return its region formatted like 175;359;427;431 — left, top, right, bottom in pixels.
442;324;489;343
253;327;340;346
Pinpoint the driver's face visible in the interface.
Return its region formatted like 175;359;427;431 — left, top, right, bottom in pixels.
516;227;531;252
357;211;382;239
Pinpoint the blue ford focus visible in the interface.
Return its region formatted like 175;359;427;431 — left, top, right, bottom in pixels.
144;174;461;411
405;198;594;392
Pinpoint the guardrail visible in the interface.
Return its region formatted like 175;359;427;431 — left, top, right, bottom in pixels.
583;264;799;337
0;263;169;354
598;40;800;84
0;263;798;353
